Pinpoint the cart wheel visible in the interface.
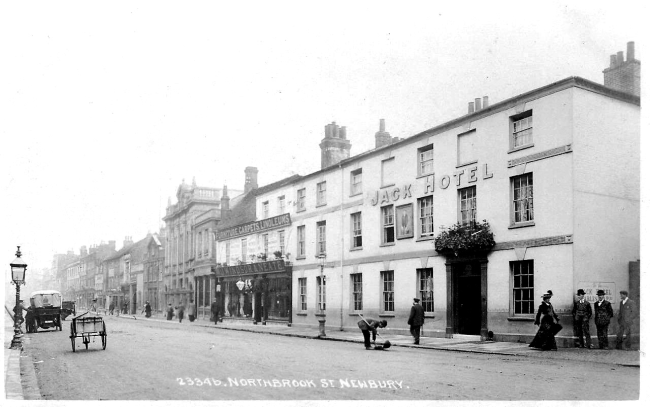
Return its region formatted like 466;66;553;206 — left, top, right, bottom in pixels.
71;337;76;352
102;333;107;350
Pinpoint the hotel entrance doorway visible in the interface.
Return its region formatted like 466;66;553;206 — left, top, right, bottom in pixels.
453;262;482;335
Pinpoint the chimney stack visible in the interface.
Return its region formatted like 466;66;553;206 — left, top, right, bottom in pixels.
221;185;231;220
603;41;640;97
374;119;392;148
474;97;482;111
244;167;259;194
468;102;475;114
483;96;489;109
320;121;352;168
627;41;635;62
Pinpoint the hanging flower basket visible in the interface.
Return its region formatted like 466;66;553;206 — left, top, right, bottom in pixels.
434;220;495;256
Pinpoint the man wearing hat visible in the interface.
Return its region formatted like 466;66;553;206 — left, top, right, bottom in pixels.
594;289;614;349
616;290;636;350
408;297;425;345
572;289;593;348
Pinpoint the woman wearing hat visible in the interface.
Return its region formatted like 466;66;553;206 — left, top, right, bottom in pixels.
530;290;562;351
594;289;614;349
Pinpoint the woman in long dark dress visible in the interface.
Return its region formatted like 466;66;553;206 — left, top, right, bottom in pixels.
530;292;562;350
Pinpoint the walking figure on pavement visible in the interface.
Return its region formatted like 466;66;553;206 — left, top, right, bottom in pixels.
188;300;196;322
109;302;115;315
616;290;636;350
166;303;175;321
357;318;387;350
572;289;593;348
408;297;425;345
142;301;152;318
594;289;614;349
177;303;185;323
211;300;220;325
529;290;562;351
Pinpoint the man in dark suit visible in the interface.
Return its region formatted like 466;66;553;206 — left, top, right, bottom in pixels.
408;298;425;345
616;290;636;350
593;289;614;349
572;289;593;348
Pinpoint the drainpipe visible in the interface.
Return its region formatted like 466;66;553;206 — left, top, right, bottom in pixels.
339;162;345;331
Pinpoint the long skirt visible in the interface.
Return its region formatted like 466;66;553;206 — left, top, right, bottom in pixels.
530;320;562;350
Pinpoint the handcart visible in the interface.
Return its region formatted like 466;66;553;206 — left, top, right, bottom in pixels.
69;311;107;352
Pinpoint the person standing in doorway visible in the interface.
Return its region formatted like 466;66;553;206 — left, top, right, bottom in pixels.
166;303;174;321
572;289;593;348
188;300;196;322
616;290;636;350
594;289;614;349
407;298;425;345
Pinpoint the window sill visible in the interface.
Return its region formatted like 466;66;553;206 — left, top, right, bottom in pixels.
316;203;327;208
296;311;308;316
315;312;326;317
456;160;478;169
378;313;395;318
350;246;363;251
295;256;306;261
507;316;535;322
349;312;364;316
508;221;535;229
379;242;396;247
416;236;435;242
508;143;535;154
296;209;306;213
415;173;434;180
349;192;362;198
380;183;395;189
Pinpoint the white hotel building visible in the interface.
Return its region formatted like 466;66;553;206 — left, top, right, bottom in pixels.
217;44;640;345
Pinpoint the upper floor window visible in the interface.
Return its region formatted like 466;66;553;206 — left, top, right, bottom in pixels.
262;201;269;218
350;168;362;196
297;225;306;258
316;221;326;255
278;230;285;256
241;238;247;263
418;144;434;176
297;188;306;212
277;196;286;214
511;110;533;149
381;205;395;244
511;173;534;225
317;181;327;206
458;130;476;166
198;232;203;258
418;196;434;238
225;242;231;266
351;212;362;249
458;186;476;226
262;234;269;259
381;157;396;187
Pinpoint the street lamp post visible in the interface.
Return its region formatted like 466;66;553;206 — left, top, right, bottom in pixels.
10;246;27;350
317;254;326;337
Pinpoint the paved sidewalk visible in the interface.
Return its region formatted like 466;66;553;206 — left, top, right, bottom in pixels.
4;306;24;400
108;309;641;368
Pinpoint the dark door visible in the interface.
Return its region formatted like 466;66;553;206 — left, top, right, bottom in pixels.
254;292;262;323
455;263;482;335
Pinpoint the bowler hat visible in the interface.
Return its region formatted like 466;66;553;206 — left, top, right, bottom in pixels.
413;298;420;303
620;290;628;295
597;289;605;296
541;290;553;298
577;289;585;296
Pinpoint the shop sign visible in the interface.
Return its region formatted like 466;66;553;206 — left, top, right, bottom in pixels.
215;260;286;277
217;214;291;240
576;281;616;303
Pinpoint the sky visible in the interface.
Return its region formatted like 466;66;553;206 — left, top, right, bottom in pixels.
1;1;646;272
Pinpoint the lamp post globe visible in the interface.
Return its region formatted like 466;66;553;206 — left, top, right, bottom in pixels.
10;246;27;350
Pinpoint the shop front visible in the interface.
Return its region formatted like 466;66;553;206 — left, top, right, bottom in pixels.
215;259;292;325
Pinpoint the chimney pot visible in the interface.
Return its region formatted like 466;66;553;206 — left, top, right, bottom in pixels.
617;51;624;65
627;41;635;61
380;119;385;132
468;102;475;114
474;97;482;111
482;96;489;109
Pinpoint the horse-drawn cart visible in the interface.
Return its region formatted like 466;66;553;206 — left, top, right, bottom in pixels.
69;312;107;352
